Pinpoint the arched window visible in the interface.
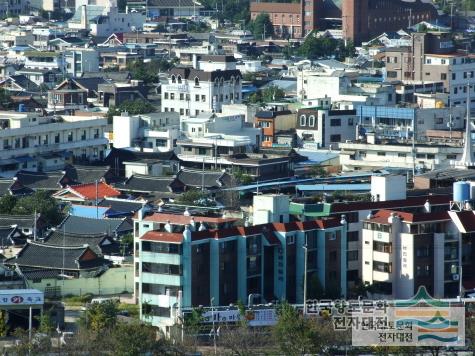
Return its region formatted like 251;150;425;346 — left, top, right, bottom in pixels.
177;75;182;84
308;115;315;127
171;75;176;83
220;77;224;85
235;77;240;84
299;115;306;126
194;77;200;87
230;76;234;85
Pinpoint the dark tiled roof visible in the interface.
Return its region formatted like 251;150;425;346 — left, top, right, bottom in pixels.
0;226;26;246
43;230;119;255
58;215;133;235
5;242;106;270
81;71;132;82
72;77;108;93
0;214;44;230
176;169;232;189
148;0;197;6
169;67;241;82
63;164;115;185
98;198;146;213
15;170;65;190
116;174;182;193
8;75;39;91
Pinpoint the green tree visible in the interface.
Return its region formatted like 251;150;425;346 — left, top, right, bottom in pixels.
36;310;54;334
12;191;63;226
261;85;285;102
251;13;274;40
177;189;215;207
273;302;337;356
298;34;338;59
118;99;156;115
0;310;8;337
0;88;13;110
111;322;161;356
81;300;118;333
0;195;17;214
127;60;173;84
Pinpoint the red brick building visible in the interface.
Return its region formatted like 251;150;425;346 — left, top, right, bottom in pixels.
250;0;438;43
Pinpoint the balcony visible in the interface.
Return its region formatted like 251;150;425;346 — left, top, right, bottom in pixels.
373;251;391;263
373;270;392;282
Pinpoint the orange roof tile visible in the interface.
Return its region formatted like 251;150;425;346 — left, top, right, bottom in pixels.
140;231;183;243
142;212;238;225
69;182;121;200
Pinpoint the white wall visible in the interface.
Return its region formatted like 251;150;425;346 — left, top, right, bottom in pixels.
113;114;139;148
252;194;289;225
371;175;407;202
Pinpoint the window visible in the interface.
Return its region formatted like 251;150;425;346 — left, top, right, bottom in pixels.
330;134;341;142
201;95;206;102
67;132;73;142
299;115;306;126
170;93;175;100
441;73;447;80
398;153;406;158
287;235;295;245
308;115;315;127
329;251;337;261
447;154;457;159
347;250;358;261
452;73;456;80
330;119;341;126
194;77;200;87
377;152;386;156
195;94;199;102
348;118;354;126
179;93;184;100
348;231;359;242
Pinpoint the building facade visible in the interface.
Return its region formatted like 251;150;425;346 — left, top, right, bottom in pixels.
161;55;242;118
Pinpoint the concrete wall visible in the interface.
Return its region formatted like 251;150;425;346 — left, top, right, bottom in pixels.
28;266;133;296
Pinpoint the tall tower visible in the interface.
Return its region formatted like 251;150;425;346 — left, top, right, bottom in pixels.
342;0;369;45
454;84;474;168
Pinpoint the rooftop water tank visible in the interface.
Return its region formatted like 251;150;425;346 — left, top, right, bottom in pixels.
453;181;470;202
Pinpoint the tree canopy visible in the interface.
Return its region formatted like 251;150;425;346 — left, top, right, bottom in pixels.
251;13;274;40
127;60;173;84
298;34;355;60
0;191;64;226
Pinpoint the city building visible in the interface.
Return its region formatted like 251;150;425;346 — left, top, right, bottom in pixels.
384;32;475;109
161;55;242;117
254;104;296;148
112;112;181;153
296;98;357;148
126;0;203;19
339;140;463;172
135;195;346;334
361;208;460;299
250;0;437;43
0;112;108;176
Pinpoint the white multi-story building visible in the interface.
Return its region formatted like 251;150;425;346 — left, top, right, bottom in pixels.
64;48;100;77
113;112;181;152
362;209;461;299
161;55;242;117
339;140;463;172
0;112;108;176
296;68;396;106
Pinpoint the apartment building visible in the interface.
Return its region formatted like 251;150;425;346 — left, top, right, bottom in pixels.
161;55;242;117
297;69;395;106
0;112;107;176
296;98;357;148
355;104;465;140
135;195;346;333
361;209;460;299
112;112;181;152
385;32;475;109
254;104;295;148
339;140;462;172
290;176;452;289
